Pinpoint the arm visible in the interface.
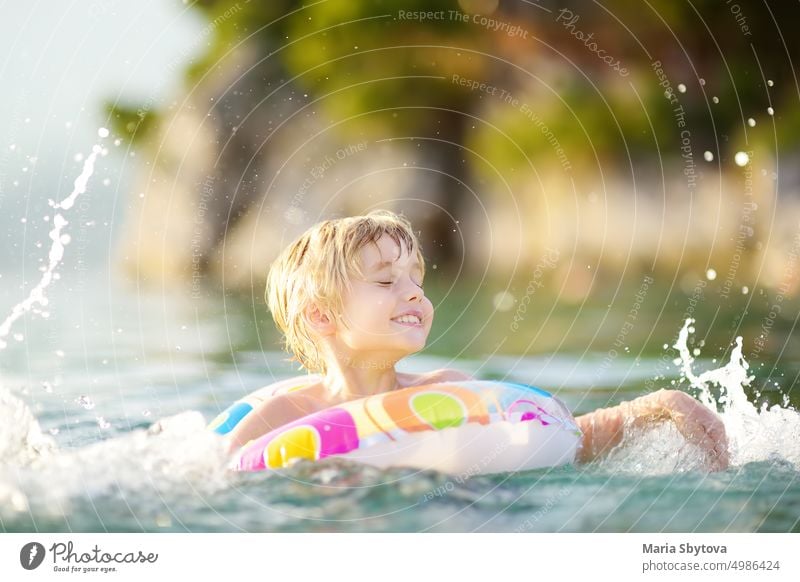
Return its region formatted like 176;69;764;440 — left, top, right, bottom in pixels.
575;389;729;471
223;393;319;454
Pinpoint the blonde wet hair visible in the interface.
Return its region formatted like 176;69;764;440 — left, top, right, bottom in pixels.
266;209;425;374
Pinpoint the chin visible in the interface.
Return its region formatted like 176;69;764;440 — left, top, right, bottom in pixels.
379;338;426;357
399;339;427;354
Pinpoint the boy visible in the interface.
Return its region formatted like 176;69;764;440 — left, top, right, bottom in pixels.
225;210;728;471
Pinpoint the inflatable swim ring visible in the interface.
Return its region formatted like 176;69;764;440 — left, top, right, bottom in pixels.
208;374;324;435
209;379;581;475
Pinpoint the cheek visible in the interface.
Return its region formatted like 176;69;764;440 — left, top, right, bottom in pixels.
423;299;435;325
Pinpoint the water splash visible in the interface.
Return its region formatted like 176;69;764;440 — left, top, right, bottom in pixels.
0;387;229;519
602;319;799;474
0;133;230;520
0;140;103;349
674;318;800;469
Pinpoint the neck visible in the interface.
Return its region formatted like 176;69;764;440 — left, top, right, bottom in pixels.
321;351;402;401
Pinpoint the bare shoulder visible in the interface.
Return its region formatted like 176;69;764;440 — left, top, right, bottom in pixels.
261;390;329;423
431;368;473;382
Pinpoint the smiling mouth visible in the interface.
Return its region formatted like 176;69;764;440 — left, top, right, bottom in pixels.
391;314;422;326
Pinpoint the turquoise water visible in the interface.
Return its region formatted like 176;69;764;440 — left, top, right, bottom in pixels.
1;276;798;533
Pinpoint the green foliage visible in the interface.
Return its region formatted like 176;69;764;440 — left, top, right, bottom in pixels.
107;0;800;170
183;0;296;83
103;102;159;145
283;0;481;136
471;73;678;180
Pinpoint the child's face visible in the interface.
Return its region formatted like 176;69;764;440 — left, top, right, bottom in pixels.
333;235;433;364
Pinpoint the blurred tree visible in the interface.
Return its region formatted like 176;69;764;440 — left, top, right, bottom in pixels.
108;0;800;281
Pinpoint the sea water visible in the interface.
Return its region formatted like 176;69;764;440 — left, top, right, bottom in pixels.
0;142;798;532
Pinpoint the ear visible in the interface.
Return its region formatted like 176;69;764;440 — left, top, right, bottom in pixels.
304;303;336;336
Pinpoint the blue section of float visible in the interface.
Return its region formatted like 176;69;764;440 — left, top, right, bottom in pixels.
502;382;552;398
211;401;254;435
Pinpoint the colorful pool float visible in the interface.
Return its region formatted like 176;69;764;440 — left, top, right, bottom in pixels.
209;378;582;475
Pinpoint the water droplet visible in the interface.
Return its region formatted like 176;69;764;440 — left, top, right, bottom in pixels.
663;343;669;349
13;333;23;341
97;127;109;138
767;107;774;116
742;286;749;294
699;78;706;86
712;96;719;104
49;427;60;436
767;79;774;87
734;151;750;167
76;395;95;410
703;151;714;162
102;178;111;186
73;153;84;162
96;417;110;429
747;118;756;127
143;410;152;417
677;83;687;93
706;268;717;281
693;348;701;356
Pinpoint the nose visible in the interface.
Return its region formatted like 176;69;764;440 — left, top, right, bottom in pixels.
400;276;423;303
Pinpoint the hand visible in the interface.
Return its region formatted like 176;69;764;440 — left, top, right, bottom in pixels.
634;389;729;471
576;389;729;471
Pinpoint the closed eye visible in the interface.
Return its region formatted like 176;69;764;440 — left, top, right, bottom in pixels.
376;280;424;289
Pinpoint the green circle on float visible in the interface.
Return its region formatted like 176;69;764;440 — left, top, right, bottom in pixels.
410;393;466;430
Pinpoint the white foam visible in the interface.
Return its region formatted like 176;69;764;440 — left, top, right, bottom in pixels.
0;389;230;519
674;319;799;470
